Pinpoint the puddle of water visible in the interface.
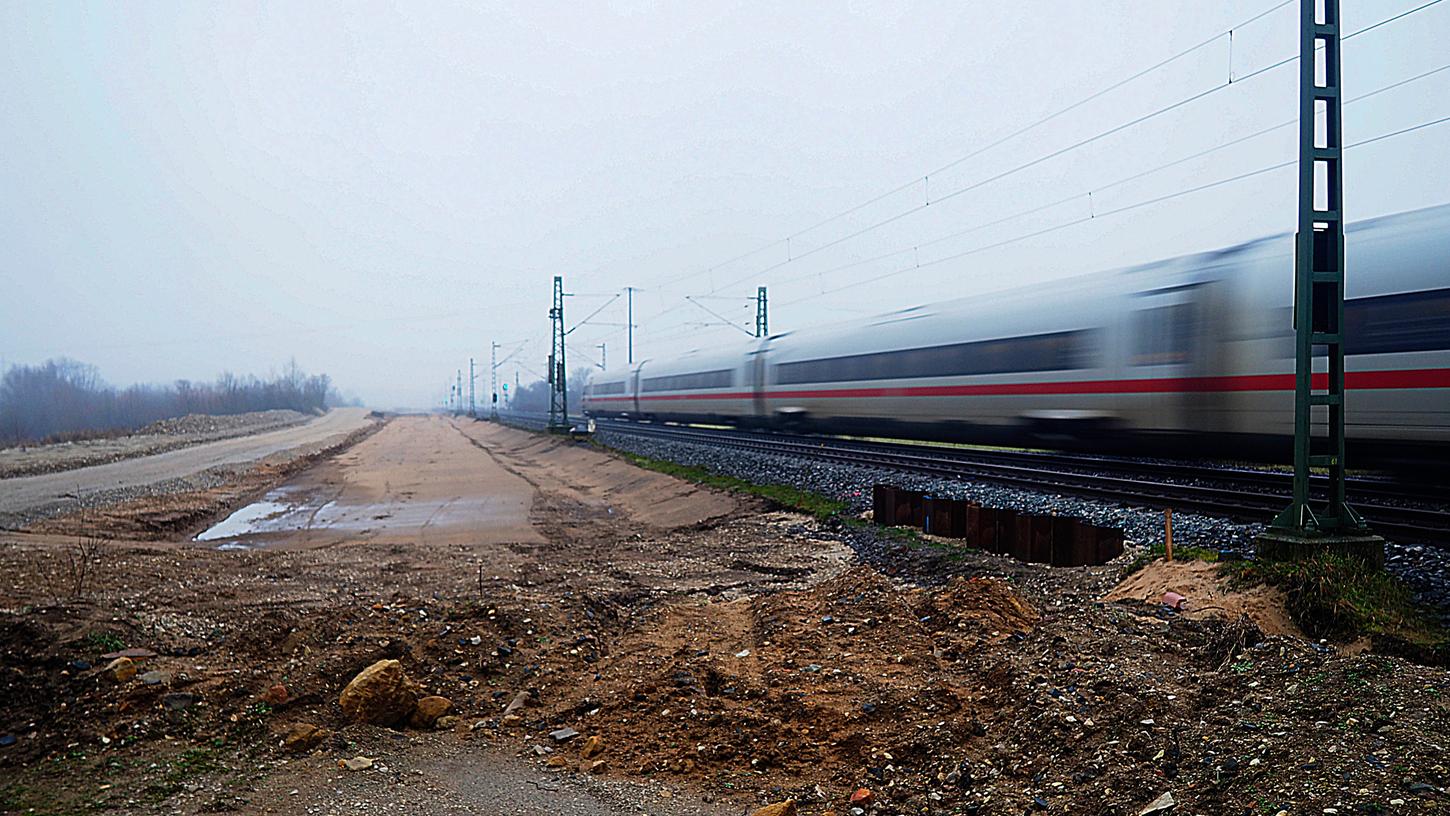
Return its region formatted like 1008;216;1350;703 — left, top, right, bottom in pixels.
196;498;294;541
196;487;523;547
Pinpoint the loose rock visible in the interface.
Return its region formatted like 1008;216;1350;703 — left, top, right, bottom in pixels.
580;735;604;759
161;692;197;711
105;657;136;682
1139;791;1176;815
338;755;374;771
281;722;330;755
409;695;452;729
503;690;531;716
338;659;420;726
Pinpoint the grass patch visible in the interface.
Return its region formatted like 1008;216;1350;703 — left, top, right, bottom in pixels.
1119;542;1221;577
85;629;126;653
609;448;847;521
144;747;221;802
606;442;968;563
1224;553;1448;663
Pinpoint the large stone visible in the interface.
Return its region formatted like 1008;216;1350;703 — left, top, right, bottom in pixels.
338;659;420;726
751;802;797;816
409;696;452;729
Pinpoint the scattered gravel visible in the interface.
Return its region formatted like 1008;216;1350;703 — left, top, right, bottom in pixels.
596;428;1450;616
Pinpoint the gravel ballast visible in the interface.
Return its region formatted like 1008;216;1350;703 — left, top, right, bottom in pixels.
595;427;1450;614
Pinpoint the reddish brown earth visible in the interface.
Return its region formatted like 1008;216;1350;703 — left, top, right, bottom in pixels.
2;415;1447;815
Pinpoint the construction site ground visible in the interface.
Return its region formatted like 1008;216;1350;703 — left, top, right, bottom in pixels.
1;415;1446;816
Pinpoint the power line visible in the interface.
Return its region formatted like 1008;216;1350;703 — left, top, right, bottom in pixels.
630;1;1448;356
684;296;756;336
566;292;620;335
759;61;1450;295
705;0;1444;300
777;113;1450;307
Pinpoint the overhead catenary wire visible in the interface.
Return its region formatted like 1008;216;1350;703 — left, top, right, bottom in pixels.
775;113;1450;307
565;293;620;335
684;296;756;337
756;61;1450;295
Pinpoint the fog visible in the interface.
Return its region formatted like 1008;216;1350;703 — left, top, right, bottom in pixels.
3;1;1447;409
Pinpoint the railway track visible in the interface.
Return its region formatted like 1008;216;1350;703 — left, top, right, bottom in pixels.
588;418;1450;546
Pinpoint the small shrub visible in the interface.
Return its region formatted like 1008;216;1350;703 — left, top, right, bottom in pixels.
1225;553;1448;663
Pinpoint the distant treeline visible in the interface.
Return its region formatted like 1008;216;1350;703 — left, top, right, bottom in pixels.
0;358;343;446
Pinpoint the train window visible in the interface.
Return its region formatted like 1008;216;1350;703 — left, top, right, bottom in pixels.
1272;288;1450;357
589;381;626;396
773;329;1097;385
1130;303;1194;366
640;369;734;392
1344;287;1450;355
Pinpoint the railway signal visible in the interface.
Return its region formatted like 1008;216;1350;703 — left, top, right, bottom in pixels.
1257;0;1382;566
490;341;500;420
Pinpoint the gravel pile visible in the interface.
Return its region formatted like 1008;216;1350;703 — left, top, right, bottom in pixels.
596;429;1450;615
0;410;314;479
139;409;310;436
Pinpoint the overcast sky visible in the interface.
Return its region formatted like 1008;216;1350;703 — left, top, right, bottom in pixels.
3;0;1447;408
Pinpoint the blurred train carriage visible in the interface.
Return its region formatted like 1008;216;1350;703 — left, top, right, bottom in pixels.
583;205;1450;464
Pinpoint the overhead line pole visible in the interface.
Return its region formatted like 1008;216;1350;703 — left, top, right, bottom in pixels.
626;287;635;365
755;286;768;338
548;276;569;431
1258;0;1381;566
468;358;476;417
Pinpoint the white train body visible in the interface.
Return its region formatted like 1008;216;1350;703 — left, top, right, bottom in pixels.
583;205;1450;461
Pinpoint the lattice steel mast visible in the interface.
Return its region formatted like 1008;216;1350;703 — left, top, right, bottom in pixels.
1260;0;1380;564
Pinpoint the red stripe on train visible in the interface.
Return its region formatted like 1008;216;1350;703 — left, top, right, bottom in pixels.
585;367;1450;402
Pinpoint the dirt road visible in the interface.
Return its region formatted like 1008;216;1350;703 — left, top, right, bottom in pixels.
195;415;541;549
0;408;372;522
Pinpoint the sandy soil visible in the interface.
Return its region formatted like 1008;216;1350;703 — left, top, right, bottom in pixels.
2;416;1447;816
1105;558;1303;638
192;416;542;550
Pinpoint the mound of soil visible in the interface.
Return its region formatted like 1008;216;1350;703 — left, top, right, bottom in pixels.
533;567;1036;794
1106;559;1302;638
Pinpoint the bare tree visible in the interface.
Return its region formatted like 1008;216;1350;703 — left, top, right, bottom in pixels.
0;358;341;446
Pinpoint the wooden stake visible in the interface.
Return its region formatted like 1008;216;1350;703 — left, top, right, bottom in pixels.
1165;508;1174;562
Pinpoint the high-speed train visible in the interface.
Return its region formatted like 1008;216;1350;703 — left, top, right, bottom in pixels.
583;205;1450;463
